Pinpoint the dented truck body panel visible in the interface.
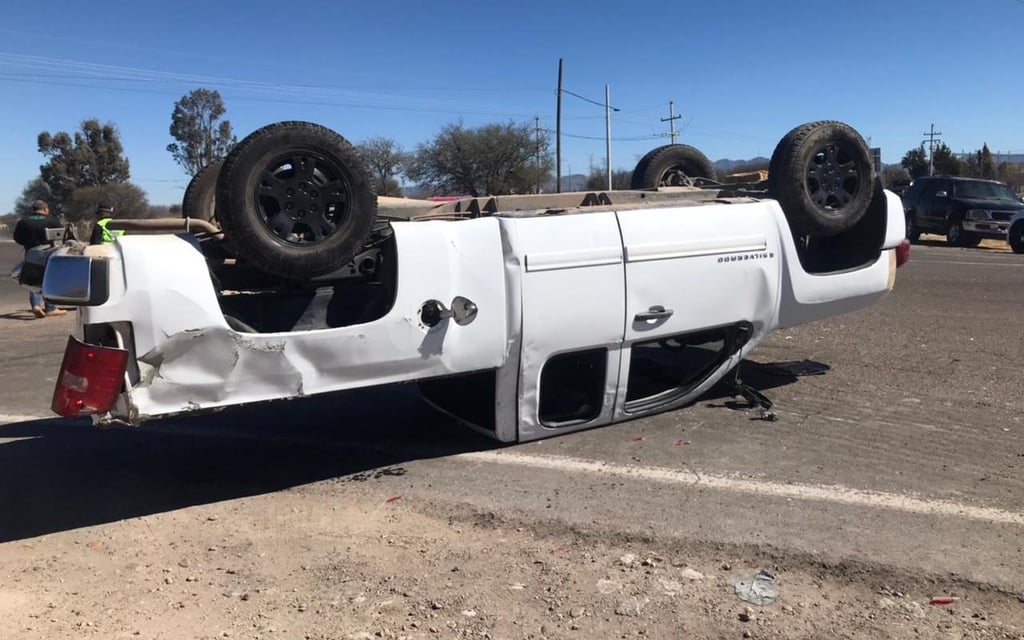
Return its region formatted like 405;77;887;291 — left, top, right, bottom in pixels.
64;190;905;441
87;219;509;421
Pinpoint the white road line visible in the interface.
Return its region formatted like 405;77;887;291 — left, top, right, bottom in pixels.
460;451;1024;526
912;259;1024;268
0;413;48;425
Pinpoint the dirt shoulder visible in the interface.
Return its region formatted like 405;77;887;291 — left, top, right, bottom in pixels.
1;484;1021;640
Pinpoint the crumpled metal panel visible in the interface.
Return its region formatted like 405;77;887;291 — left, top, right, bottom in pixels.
92;219;509;422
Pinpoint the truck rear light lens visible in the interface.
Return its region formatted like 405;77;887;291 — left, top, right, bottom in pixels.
896;238;911;268
51;336;129;418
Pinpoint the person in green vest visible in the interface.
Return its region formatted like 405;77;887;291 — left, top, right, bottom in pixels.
89;202;125;244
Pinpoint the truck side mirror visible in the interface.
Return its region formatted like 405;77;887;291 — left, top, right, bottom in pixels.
935;191;948;198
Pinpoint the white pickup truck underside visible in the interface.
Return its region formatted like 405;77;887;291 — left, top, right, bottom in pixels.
69;188;906;442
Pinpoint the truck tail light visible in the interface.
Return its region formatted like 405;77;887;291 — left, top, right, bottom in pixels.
51;336;129;418
896;238;911;268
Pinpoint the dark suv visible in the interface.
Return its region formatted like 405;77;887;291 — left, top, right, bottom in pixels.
902;176;1024;246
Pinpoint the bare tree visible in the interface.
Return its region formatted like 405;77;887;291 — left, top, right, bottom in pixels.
407;121;551;197
357;137;409;196
167;88;237;177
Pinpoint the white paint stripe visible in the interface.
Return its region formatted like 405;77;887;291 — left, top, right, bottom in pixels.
460;451;1024;526
0;413;48;425
0;436;42;444
912;259;1023;268
526;247;623;272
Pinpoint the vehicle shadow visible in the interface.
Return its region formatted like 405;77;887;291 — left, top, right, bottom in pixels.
0;309;41;322
700;359;820;411
0;358;811;543
0;385;499;543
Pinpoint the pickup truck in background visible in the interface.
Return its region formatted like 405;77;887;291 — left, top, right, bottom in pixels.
38;119;909;443
901;175;1024;246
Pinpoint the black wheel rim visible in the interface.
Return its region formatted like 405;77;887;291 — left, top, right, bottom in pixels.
949;224;960;243
806;143;862;210
658;165;694;187
255;152;352;246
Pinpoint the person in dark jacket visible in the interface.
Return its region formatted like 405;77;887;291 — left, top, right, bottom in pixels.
89;202;124;244
12;199;66;318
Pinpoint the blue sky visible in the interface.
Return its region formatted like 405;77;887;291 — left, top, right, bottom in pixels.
1;0;1022;211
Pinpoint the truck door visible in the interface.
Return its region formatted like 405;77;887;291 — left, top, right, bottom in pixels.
613;204;781;420
508;212;627;441
919;179;949;231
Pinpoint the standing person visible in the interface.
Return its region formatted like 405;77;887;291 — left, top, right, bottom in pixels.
89;202;124;244
12;199;67;318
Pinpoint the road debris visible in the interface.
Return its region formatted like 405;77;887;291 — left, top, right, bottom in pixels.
614;596;644;617
735;570;778;606
679;568;705;581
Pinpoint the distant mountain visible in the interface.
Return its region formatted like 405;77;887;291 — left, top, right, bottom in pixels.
713;157;770;174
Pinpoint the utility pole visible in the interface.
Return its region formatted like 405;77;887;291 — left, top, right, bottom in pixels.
534;117;542;193
605;84;612;190
661;100;681;144
922;123;942;176
556;58;563;193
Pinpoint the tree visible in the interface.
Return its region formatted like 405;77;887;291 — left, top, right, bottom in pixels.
932;143;960;176
357;137;409;196
881;166;910;187
14;176;54;216
167;88;237;177
979;143;995;179
901;145;928;178
38;119;131;212
960;151;980;178
407;121;552;196
65;183;150;222
585;168;632;191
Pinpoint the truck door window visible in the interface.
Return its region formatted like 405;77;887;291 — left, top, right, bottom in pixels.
539;349;607;426
625;327;731;412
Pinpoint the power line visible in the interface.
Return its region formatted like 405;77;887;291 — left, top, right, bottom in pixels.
0;74;544;119
561;88;620;112
0;53;540;116
543;129;660;142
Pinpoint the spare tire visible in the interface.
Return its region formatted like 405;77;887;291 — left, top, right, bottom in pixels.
216;121;377;280
630;144;717;189
181;160;222;223
768;121;875;237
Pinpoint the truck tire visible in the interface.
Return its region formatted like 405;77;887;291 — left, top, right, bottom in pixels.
181;160;221;223
1009;222;1024;254
946;219;967;246
630;144;717;189
905;213;921;243
768;121;875;237
215;121;377;280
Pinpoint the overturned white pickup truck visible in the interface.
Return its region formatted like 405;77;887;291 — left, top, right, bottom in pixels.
41;120;909;442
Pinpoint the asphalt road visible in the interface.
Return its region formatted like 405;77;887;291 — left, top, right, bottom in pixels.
1;239;1022;598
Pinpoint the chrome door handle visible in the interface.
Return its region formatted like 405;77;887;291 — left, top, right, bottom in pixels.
634;305;674;322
